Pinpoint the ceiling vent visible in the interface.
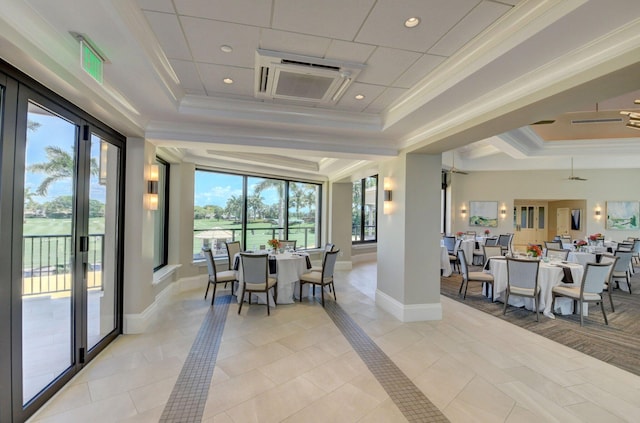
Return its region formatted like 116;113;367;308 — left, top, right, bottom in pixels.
255;49;365;104
571;117;624;124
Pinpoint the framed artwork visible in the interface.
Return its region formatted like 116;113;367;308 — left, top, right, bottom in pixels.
606;201;640;230
469;201;498;227
571;209;581;230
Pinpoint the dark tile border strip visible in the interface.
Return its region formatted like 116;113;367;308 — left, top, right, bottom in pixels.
324;301;449;423
159;295;232;423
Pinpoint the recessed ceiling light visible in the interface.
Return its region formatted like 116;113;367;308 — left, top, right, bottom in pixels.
220;45;233;53
404;17;420;28
223;78;233;84
355;94;365;100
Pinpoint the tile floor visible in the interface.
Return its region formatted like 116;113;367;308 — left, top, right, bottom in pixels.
28;261;640;422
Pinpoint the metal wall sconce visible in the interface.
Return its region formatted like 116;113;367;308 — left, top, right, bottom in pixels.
148;164;159;210
461;207;467;216
383;177;393;214
595;209;602;219
500;208;507;217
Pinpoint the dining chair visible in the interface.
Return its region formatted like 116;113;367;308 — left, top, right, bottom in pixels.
482;245;503;268
237;253;277;315
449;239;462;273
278;239;297;251
225;240;242;269
598;254;619;311
544;241;563;250
504;257;541;321
299;249;339;307
442;235;456;254
551;261;614;326
497;234;512;255
630;239;640;266
545;248;569;261
457;250;494;300
612;250;633;293
310;242;335;273
202;247;237;305
484;237;499;246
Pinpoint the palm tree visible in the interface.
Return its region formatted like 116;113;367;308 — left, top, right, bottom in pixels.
253;179;286;236
28;146;98;196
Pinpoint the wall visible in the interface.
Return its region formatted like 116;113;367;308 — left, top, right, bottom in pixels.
451;168;640;241
329;182;353;266
547;199;587;240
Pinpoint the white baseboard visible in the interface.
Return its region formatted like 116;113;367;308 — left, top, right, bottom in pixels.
375;289;442;322
335;260;352;270
352;252;376;263
124;282;176;334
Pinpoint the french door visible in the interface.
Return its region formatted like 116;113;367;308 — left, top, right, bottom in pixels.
3;79;124;421
513;202;547;249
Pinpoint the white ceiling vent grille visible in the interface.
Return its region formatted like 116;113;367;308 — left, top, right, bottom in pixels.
255;49;365;104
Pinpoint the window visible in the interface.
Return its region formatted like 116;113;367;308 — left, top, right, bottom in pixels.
194;170;321;258
352;175;377;243
153;157;169;270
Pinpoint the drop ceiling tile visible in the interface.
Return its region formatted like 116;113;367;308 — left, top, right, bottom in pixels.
181;16;260;66
173;0;272;26
355;0;479;52
357;47;421;86
394;54;446;88
198;63;255;98
272;0;375;41
364;87;407;114
325;40;376;64
259;29;332;57
170;59;205;93
428;1;512;57
143;11;192;61
334;82;386;112
137;0;174;13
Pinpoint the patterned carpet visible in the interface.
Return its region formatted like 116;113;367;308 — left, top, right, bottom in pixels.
440;263;640;377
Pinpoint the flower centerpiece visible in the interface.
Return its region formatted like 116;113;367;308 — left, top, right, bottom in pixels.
484;229;491;236
526;243;542;258
588;233;603;245
576;239;588;252
456;231;464;239
267;239;280;252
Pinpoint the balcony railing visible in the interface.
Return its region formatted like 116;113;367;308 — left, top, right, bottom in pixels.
22;234;104;296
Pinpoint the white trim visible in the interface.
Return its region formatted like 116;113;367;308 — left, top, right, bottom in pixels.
335;260;352;270
123;282;177;334
352;252;376;263
152;264;181;285
375;289;442;322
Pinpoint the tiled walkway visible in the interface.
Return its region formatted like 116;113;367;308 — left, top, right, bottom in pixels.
29;261;640;422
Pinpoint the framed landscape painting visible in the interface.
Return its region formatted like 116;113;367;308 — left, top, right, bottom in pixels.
606;201;640;230
469;201;498;227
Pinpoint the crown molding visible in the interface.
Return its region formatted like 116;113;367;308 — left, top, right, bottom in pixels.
205;150;320;172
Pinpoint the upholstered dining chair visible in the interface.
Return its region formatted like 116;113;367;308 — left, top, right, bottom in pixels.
449;239;462;273
612;250;633;293
202;247;237;305
504;257;541;321
545;248;569;261
484;237;499;246
544;241;563;250
225;240;241;268
597;254;619;312
442;235;456;253
551;261;614;326
237;253;277;315
310;242;335;273
278;239;297;251
482;245;503;268
497;234;512;255
299;249;339;307
457;249;494;300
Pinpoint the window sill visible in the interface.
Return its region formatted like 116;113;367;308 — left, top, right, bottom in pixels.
153;264;181;285
353;243;377;250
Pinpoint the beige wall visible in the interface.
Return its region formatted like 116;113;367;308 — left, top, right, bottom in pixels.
451;168;640;242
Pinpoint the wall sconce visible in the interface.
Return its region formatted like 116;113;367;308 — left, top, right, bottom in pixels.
383;177;393;214
147;164;159;211
500;208;507;218
461;207;467;216
595;209;602;219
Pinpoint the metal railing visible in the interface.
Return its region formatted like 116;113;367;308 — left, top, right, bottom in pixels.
22;234;104;296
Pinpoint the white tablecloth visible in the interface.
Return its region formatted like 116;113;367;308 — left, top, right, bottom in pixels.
488;258;584;318
235;252;310;305
440;246;452;277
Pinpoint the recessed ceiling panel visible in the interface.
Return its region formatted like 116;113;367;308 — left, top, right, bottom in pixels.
324;40;376;64
394;54;446;89
170;59;206;94
364;87;408;114
259;29;332;57
143;11;192;61
137;0;174;13
198;63;254;98
173;0;272;26
357;47;421;86
334;82;386;112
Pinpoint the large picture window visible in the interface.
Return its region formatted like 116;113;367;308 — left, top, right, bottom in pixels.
194;170;321;258
352;175;377;243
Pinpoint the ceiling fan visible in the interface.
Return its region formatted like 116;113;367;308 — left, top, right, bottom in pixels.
443;155;468;176
567;157;587;181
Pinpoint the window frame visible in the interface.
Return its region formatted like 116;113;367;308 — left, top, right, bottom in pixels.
153;157;169;271
352;175;378;244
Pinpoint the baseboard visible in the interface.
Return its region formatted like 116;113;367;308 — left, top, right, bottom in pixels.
375;289;442;322
124;282;176;334
352;252;376;263
335;260;353;270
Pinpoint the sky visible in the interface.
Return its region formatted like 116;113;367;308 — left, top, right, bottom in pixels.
194;171;282;208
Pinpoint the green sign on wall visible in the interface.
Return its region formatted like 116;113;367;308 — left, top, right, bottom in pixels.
81;40;103;84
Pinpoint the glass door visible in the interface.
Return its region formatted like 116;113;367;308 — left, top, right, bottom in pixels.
513;202;546;250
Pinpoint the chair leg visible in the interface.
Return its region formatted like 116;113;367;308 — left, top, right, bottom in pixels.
266;289;270;316
331;282;336;301
238;285;245;314
274;283;278;304
463;280;469;299
579;299;584;326
627;274;632;294
299;281;304;302
211;281;218;306
551;293;556;315
313;286;316;296
204;280;211;300
320;284;325;307
608;284;615;312
600;300;608;325
503;291;509;315
458;278;464;294
534;296;539;322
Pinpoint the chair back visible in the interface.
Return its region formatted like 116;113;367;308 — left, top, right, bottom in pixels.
457;249;469;280
497;234;510;247
321;250;339;281
560;235;572;241
482;245;503;267
613;250;633;271
506;258;540;290
240;253;269;287
454;238;462;252
279;239;297;250
484;237;498;246
226;241;241;265
202;246;217;279
632;239;640;254
545;248;569;261
325;242;335;252
617;242;633;251
581;262;614;295
442;236;456;253
544;241;562;250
